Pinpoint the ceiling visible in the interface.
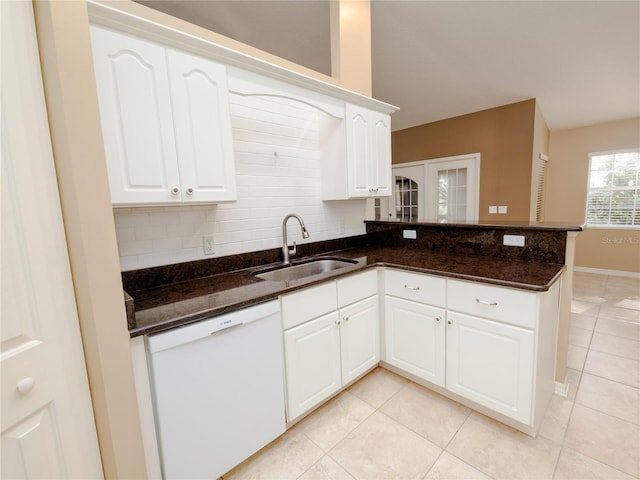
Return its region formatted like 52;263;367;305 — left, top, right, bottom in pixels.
136;1;639;132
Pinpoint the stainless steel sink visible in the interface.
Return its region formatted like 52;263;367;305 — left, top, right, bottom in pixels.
253;258;358;282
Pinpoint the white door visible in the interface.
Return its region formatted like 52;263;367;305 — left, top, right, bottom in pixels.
426;154;480;221
90;25;181;205
446;311;534;424
339;296;379;385
384;297;445;386
167;49;237;203
283;311;342;420
1;2;103;478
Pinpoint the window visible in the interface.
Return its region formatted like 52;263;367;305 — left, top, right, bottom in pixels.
586;150;640;228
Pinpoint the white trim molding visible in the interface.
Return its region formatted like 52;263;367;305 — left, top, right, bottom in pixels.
574;266;640;279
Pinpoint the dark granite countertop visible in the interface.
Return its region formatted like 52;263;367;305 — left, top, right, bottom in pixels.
126;245;565;337
124;222;581;337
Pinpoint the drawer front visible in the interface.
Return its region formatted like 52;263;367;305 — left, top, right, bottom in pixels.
337;269;378;307
385;269;446;307
281;281;337;330
447;279;537;329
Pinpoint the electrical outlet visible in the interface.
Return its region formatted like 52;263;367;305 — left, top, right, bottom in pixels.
498;206;508;214
203;235;215;255
489;206;498;214
503;234;525;247
403;229;417;239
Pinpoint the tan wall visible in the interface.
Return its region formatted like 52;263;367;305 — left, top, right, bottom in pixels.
530;102;550;221
33;1;147;477
392;99;537;222
547;118;640;273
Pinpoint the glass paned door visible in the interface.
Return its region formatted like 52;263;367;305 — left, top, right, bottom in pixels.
437;167;468;221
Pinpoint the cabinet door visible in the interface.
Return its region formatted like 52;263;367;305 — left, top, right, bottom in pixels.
345;104;392;198
90;26;181;205
384;297;445;387
284;311;341;421
369;110;392;196
446;311;534;424
340;296;379;385
345;104;372;197
167;49;237;203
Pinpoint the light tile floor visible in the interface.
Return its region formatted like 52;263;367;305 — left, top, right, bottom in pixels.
224;273;640;480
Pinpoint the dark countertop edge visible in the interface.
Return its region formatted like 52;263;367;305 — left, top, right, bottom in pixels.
365;220;584;231
128;259;566;338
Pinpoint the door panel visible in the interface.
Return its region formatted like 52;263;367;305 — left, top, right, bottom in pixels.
90;25;180;204
340;296;379;384
1;2;102;477
167;49;237;202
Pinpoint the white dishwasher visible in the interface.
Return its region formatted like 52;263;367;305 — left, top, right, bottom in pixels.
147;300;285;479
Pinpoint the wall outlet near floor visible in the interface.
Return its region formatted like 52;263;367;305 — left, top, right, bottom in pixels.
203;235;215;255
403;229;417;239
498;206;508;214
489;206;498;214
503;234;525;247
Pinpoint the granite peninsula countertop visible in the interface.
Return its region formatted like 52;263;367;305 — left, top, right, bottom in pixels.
124;222;580;337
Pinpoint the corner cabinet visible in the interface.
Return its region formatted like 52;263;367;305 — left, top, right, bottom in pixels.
90;26;237;206
282;270;379;421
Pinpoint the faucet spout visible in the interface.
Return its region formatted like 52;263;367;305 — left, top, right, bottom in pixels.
282;214;309;265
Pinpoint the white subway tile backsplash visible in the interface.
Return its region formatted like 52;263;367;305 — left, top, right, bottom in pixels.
114;94;367;271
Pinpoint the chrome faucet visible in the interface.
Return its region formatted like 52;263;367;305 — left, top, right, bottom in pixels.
282;214;309;265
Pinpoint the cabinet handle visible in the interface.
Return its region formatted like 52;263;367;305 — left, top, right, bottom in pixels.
435;316;441;322
186;187;194;195
171;186;180;195
343;316;349;322
404;285;420;291
447;319;453;325
476;298;498;306
335;318;341;326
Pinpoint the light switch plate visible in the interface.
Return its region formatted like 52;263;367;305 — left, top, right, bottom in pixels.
503;234;525;247
498;206;508;214
403;230;417;239
489;206;498;214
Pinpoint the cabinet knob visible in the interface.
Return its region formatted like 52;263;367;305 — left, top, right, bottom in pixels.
447;319;453;325
171;186;180;195
186;187;194;195
335;318;341;326
16;377;35;395
344;316;349;322
435;316;441;322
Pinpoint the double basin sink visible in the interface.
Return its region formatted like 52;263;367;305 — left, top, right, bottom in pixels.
253;258;359;283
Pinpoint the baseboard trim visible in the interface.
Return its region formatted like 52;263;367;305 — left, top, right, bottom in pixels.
574;266;640;279
555;378;569;398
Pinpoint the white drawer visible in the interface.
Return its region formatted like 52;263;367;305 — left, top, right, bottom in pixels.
337;269;378;308
447;279;537;329
384;269;446;307
281;281;337;330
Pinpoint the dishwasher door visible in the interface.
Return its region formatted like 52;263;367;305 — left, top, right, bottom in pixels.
147;301;285;479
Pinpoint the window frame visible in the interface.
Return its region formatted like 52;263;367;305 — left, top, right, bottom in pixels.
585;148;640;230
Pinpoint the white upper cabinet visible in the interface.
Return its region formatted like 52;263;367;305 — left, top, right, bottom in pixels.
90;26;236;206
321;104;393;200
345;104;392;198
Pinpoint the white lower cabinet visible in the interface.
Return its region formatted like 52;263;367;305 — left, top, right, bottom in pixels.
383;269;559;433
282;270;379;421
445;311;534;424
283;311;342;421
385;297;445;387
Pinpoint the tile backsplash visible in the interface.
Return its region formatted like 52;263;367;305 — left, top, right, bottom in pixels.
114;93;368;271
